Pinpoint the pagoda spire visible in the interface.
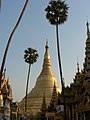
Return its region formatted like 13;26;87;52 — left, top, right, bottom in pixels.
44;41;50;61
52;81;57;103
86;21;90;39
41;92;47;114
47;81;57;112
39;41;52;75
83;22;90;79
77;58;80;73
87;21;89;35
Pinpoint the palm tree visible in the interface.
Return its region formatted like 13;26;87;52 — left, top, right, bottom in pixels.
45;0;68;119
24;48;39;113
0;0;29;88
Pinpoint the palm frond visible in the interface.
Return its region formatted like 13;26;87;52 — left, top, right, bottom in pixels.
24;48;39;64
45;0;69;25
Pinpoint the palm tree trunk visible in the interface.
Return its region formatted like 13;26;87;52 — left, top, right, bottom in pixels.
0;0;29;88
25;63;31;113
56;24;66;120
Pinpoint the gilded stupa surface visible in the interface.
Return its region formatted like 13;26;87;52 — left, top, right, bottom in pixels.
19;42;60;115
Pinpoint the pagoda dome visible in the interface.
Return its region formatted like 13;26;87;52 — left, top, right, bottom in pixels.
19;42;60;115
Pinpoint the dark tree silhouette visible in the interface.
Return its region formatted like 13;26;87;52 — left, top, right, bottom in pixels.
24;48;39;113
45;0;68;119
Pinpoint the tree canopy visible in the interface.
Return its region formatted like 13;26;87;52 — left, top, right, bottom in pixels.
24;48;39;65
45;0;69;25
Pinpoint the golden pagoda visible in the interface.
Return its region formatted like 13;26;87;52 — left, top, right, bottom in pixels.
19;42;60;115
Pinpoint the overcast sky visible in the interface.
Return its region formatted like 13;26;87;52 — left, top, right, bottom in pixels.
0;0;90;101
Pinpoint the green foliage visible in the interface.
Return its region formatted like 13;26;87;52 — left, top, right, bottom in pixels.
24;48;39;64
45;0;69;25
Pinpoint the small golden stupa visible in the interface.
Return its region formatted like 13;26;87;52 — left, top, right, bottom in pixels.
19;42;60;115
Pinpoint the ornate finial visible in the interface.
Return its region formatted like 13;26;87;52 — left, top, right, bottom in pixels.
86;21;89;35
45;40;49;50
77;62;79;73
44;40;50;60
4;68;6;78
77;57;79;73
